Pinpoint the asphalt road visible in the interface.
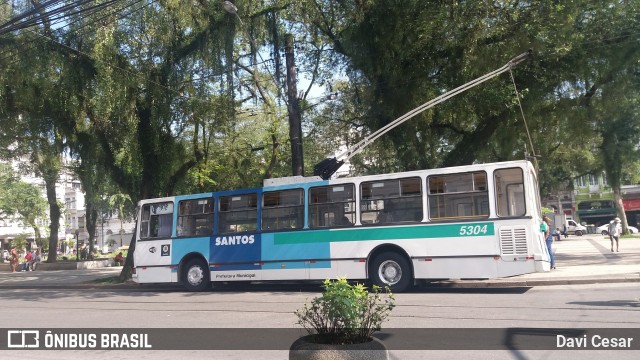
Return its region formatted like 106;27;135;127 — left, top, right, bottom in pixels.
0;281;638;359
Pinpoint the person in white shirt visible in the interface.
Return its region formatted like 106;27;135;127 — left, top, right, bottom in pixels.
608;217;621;252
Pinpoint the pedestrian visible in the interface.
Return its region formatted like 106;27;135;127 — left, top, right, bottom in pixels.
608;217;621;252
30;249;42;271
9;247;19;272
542;216;555;269
114;252;124;266
22;250;33;271
553;227;561;242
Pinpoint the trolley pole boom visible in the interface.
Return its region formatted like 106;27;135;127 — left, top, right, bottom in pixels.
313;50;531;180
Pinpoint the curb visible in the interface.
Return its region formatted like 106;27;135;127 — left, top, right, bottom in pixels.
425;274;640;288
1;275;639;290
0;282;145;290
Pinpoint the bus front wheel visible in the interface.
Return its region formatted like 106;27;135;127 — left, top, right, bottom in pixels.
370;252;412;293
182;258;211;292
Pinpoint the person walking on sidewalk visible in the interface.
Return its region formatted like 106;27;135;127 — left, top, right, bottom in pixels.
542;216;555;269
9;247;19;272
609;217;621;252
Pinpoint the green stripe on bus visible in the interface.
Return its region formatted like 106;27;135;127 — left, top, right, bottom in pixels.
273;222;495;245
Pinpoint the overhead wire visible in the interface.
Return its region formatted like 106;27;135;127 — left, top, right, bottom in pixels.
0;0;149;65
0;0;152;67
2;1;638;122
0;0;99;35
0;1;242;109
0;0;284;112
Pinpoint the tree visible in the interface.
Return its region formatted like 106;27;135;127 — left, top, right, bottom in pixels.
0;164;48;246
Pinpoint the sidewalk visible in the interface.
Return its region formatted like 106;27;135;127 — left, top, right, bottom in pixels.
0;234;638;289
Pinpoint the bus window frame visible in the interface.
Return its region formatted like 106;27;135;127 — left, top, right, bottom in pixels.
427;171;490;221
217;193;259;235
494;167;527;218
139;201;174;241
360;177;423;225
261;188;305;232
176;197;215;238
308;183;356;229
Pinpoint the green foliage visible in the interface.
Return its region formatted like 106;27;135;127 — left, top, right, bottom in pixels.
541;207;555;216
299;0;640;194
12;234;29;254
0;164;48;238
294;277;395;345
3;0;640;278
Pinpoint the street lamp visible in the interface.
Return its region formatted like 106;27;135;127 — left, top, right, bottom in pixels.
222;1;243;24
101;217;105;255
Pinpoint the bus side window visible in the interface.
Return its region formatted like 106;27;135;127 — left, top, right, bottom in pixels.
218;194;258;234
177;198;214;237
262;189;304;231
361;177;422;225
494;168;525;217
140;202;174;239
428;172;488;220
309;184;355;229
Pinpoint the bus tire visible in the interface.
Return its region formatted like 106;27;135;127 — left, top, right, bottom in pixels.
370;252;412;293
575;230;583;236
182;258;210;292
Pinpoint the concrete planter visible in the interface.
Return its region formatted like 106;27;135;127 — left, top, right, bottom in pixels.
289;335;388;360
41;259;114;270
1;259;114;271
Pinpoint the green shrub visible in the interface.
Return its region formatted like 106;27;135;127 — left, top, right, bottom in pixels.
294;277;395;345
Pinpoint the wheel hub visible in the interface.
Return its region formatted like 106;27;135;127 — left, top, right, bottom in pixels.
187;266;203;286
378;260;402;285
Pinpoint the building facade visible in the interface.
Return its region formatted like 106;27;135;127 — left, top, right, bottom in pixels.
544;172;640;228
0;158;134;255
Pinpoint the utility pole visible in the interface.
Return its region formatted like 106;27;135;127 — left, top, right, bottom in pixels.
285;33;304;176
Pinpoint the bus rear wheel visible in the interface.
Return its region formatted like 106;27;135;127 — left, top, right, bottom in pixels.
370;252;412;293
182;258;210;292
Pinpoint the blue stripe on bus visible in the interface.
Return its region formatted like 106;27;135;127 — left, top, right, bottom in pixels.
261;233;330;263
172;237;210;266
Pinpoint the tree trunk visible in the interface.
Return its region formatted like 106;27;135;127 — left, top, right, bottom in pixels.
613;187;629;234
118;221;137;282
285;33;304;176
86;205;98;257
44;176;60;263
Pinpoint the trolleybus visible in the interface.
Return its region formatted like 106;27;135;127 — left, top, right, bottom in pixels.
132;160;550;292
